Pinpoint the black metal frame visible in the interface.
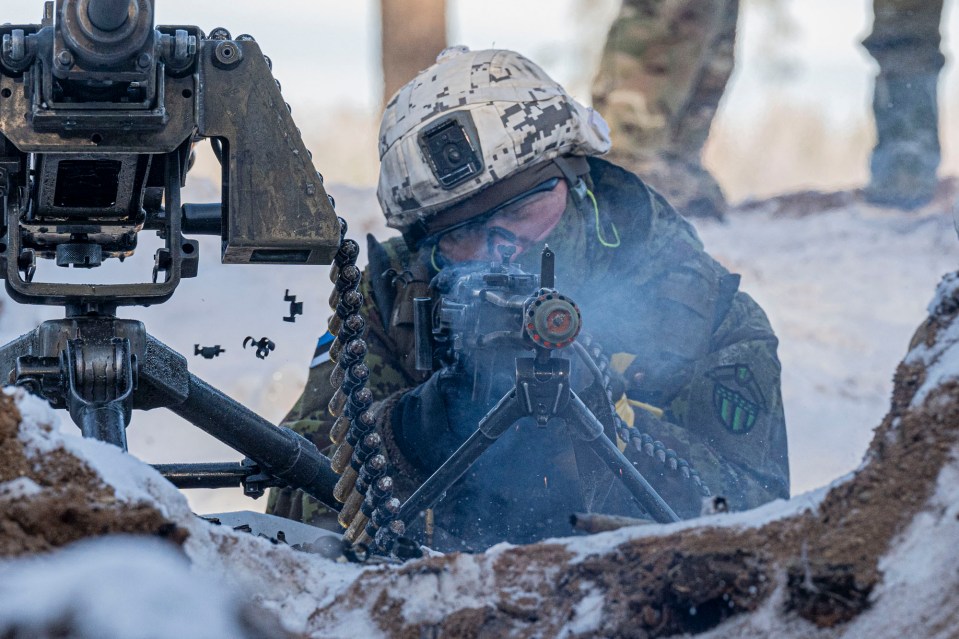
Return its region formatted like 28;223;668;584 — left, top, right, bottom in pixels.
0;2;343;512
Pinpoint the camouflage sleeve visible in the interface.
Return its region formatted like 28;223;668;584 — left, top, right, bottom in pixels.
265;268;416;527
639;291;789;512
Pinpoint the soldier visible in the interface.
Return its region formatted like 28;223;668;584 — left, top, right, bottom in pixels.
269;48;789;551
863;0;945;209
592;0;739;219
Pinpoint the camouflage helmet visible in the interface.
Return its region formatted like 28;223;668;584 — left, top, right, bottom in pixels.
377;46;612;235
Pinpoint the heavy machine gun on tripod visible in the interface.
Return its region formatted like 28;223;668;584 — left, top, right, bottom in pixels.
0;0;344;513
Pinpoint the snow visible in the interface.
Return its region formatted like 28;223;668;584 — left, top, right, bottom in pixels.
843;446;959;638
8;385;60;456
694;202;959;494
558;481;834;562
0;537;259;639
3;385;372;639
904;272;959;406
0;476;41;500
560;584;605;637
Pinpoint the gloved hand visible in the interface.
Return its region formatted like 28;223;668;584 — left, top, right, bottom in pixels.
389;365;481;477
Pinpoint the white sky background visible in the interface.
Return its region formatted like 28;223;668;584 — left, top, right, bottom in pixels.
3;0;959;193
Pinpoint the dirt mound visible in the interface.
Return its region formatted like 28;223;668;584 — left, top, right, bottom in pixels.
0;391;185;558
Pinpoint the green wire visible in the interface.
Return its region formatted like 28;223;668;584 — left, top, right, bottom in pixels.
588;188;620;248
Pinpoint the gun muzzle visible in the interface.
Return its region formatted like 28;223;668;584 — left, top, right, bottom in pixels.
86;0;134;32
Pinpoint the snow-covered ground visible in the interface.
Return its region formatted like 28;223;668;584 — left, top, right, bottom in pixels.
0;179;955;511
696;198;959;493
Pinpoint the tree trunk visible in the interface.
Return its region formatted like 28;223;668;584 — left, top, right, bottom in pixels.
380;0;448;109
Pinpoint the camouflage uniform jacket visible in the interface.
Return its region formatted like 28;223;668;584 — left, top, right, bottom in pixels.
268;157;790;546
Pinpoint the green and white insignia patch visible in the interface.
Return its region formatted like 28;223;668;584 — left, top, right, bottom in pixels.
706;364;767;434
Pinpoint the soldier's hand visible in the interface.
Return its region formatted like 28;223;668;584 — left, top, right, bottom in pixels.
389;365;479;475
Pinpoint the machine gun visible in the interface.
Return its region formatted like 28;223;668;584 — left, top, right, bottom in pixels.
398;246;684;531
0;0;344;514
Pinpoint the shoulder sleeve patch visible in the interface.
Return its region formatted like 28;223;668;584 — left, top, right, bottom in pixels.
706;364;767;434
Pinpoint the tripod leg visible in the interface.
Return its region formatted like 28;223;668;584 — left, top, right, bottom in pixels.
75;404;127;448
567;392;680;523
139;335;342;512
397;390;527;525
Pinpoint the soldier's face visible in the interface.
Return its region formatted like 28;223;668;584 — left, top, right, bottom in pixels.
437;179;569;263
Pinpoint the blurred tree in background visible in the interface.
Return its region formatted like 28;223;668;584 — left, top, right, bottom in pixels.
592;0;739;218
380;0;448;109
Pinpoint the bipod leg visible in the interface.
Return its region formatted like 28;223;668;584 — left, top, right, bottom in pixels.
566;392;680;523
397;388;527;526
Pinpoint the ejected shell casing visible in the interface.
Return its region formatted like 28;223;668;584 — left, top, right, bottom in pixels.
328;388;347;417
328;312;343;336
344;512;369;542
330;440;354;475
329;414;351;445
333;465;358;503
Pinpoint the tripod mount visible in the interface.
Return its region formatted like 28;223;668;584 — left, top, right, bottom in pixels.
0;1;344;512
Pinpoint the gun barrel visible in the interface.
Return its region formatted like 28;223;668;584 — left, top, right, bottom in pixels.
86;0;134;32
